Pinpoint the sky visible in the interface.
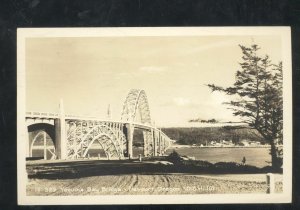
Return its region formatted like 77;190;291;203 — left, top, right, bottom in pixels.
25;35;282;127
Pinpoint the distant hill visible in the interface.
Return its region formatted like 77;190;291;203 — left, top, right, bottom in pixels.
132;126;265;146
160;126;265;146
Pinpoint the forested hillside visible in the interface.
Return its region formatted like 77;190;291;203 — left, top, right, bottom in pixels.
160;126;265;145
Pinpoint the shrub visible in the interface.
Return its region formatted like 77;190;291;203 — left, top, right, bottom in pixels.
182;160;213;168
166;150;183;163
213;161;261;173
214;161;240;168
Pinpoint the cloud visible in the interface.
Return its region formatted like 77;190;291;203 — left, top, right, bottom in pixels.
186;39;236;55
173;97;191;106
160;97;201;108
139;66;167;73
114;72;135;80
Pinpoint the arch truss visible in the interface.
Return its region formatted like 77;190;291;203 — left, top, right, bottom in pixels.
121;89;152;125
66;120;126;159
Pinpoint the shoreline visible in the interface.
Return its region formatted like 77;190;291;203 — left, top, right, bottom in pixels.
32;145;273;150
170;145;272;149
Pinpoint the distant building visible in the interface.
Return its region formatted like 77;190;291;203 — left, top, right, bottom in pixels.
210;140;217;145
240;140;250;146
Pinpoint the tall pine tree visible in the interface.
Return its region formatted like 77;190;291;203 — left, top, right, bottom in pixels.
208;44;283;169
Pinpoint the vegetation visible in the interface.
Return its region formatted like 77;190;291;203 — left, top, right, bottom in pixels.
188;118;219;123
161;126;265;145
133;126;265;147
166;151;282;173
207;44;283;169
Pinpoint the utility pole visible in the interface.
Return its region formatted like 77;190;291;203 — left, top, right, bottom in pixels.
107;104;112;119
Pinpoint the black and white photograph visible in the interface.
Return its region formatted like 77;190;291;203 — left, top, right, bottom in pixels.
17;27;292;204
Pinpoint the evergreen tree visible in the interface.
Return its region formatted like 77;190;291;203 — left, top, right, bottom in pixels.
208;44;283;169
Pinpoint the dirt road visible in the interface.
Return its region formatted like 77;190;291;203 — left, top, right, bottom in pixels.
27;174;282;195
26;159;283;195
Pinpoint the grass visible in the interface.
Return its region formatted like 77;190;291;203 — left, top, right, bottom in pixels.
165;150;282;174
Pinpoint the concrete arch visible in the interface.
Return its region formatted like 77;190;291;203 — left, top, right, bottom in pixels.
27;123;55;144
29;130;56;159
27;123;56;159
121;89;156;157
27;123;56;154
30;131;46;157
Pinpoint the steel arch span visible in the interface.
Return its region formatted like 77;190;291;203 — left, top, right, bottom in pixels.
121;89;152;125
121;89;169;157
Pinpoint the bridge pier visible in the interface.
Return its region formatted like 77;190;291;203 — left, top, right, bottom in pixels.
126;123;134;159
55;99;67;159
158;132;162;155
26;127;30;157
152;129;157;156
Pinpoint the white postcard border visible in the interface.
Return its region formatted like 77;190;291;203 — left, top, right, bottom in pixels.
17;27;292;205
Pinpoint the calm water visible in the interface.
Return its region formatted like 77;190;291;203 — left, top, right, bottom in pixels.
133;147;271;168
165;147;271;168
32;147;271;168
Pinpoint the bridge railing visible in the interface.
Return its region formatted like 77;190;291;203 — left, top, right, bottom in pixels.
26;111;99;119
26;111;171;133
26;111;59;118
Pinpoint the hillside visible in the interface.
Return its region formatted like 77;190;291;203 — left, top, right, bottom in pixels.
160;126;265;146
127;126;266;147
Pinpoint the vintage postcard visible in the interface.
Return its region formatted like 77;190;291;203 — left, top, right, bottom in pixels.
17;27;292;204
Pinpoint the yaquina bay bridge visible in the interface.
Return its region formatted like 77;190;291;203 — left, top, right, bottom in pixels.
25;89;172;160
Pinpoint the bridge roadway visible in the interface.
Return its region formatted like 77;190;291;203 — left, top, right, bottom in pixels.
26;111;157;131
